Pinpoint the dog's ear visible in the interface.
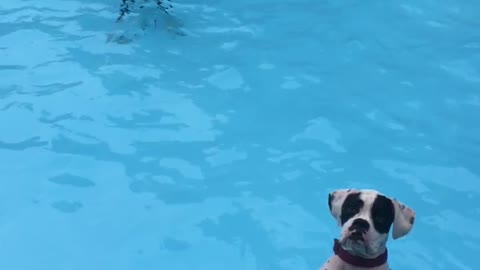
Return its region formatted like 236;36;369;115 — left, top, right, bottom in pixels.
328;189;355;225
391;198;416;239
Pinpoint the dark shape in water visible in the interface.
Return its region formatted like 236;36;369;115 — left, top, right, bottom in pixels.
117;0;174;22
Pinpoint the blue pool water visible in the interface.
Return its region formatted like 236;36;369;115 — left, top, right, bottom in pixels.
1;0;479;269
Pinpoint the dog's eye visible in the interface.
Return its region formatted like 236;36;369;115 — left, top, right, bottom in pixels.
374;217;386;223
345;207;356;213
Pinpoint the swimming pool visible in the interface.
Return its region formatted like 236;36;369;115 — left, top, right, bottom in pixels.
0;0;478;269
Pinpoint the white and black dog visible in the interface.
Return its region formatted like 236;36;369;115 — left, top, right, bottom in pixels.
117;0;174;21
320;189;416;270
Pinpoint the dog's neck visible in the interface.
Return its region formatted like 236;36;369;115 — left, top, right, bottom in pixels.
333;239;388;268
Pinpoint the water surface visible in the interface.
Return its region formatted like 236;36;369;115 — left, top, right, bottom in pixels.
0;0;479;269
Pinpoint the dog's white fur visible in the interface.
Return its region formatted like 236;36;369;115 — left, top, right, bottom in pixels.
320;189;415;270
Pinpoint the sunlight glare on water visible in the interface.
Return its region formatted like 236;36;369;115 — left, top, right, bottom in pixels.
0;0;479;269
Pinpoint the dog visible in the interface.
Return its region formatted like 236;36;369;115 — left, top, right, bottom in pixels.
117;0;174;21
320;189;415;270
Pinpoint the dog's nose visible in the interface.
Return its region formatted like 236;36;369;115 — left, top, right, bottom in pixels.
349;218;370;233
349;231;364;241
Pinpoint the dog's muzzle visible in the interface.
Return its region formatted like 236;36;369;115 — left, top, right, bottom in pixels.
348;218;370;240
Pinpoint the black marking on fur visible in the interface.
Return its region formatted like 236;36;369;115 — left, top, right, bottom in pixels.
371;194;395;234
340;192;363;225
328;193;333;211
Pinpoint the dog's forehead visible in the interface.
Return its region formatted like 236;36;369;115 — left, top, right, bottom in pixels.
359;190;381;205
333;189;386;208
336;189;383;210
337;189;380;199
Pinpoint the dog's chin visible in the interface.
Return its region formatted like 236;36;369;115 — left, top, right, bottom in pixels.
341;239;370;257
339;236;381;258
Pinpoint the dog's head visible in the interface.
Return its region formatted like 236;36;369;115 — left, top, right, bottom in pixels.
328;189;415;258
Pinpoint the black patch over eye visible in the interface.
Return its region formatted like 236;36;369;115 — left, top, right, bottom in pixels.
340;193;363;225
371;195;395;234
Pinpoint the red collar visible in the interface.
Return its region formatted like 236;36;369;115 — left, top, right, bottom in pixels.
333;238;388;268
